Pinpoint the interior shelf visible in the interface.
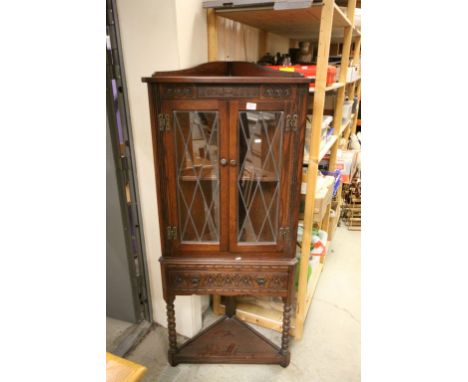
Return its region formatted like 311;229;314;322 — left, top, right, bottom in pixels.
239;166;278;182
302;135;337;166
339;117;352;135
346;76;361;84
318;135;337;162
181;175;216;181
173;315;287;365
180;166;278;182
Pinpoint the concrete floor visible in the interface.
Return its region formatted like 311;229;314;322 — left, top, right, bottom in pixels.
107;317;134;351
124;226;360;382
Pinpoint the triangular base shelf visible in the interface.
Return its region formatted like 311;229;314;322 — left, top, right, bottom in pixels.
171;316;289;366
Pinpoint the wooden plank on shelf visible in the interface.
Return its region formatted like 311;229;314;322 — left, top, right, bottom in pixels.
328;203;341;241
324;240;333;262
207;9;218;61
295;0;335;341
346;76;361;84
353;35;361;69
320;204;331;232
217;300;297;336
212;295;223;315
333;3;352;27
328;0;356;172
302;135;338;166
309;82;345;93
258;29;268;57
215;3;351;40
339;119;352;135
318;136;337;162
345;206;361;212
320;240;331;265
339;113;354;137
304;262;324;314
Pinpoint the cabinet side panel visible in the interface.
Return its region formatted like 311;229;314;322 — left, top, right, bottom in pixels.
147;84;170;256
289;85;309;257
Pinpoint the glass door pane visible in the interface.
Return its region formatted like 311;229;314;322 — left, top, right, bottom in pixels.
237;111;284;243
173;111;220;243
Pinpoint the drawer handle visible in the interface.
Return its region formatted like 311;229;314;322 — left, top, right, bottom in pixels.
256;277;266;286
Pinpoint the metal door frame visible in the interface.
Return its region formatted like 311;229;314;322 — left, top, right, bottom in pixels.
106;0;152;323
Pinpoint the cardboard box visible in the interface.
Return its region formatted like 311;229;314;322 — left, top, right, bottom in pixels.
336;150;359;184
299;174;334;222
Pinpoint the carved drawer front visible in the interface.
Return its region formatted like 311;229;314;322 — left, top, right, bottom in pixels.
166;265;290;296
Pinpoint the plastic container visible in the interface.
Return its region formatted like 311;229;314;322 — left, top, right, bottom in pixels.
342;100;353;121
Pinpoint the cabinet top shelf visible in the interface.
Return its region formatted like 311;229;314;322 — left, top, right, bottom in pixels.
143;61;311;84
215;3;358;40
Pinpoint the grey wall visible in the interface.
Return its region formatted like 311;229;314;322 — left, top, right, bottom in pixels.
106;116;138;323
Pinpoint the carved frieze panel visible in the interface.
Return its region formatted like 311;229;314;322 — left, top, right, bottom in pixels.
167;270;289;294
161;85;194;98
262;86;292;98
197;85;259;98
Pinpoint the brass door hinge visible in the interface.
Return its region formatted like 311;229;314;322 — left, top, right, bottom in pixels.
158;114;170;132
166;226;177;240
285;115;291;132
285;114;298;132
279;226;290;240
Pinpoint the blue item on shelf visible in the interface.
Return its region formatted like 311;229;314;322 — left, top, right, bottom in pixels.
322;169;341;197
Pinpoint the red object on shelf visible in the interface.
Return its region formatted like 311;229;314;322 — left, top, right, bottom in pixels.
265;65;336;88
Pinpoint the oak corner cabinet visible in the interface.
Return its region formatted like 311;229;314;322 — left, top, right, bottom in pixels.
142;62;309;367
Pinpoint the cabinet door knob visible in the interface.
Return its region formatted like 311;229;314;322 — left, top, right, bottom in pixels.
230;159;237;166
256;277;266;286
220;158;228;166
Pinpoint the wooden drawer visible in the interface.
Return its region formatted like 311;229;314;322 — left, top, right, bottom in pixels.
163;263;292;297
